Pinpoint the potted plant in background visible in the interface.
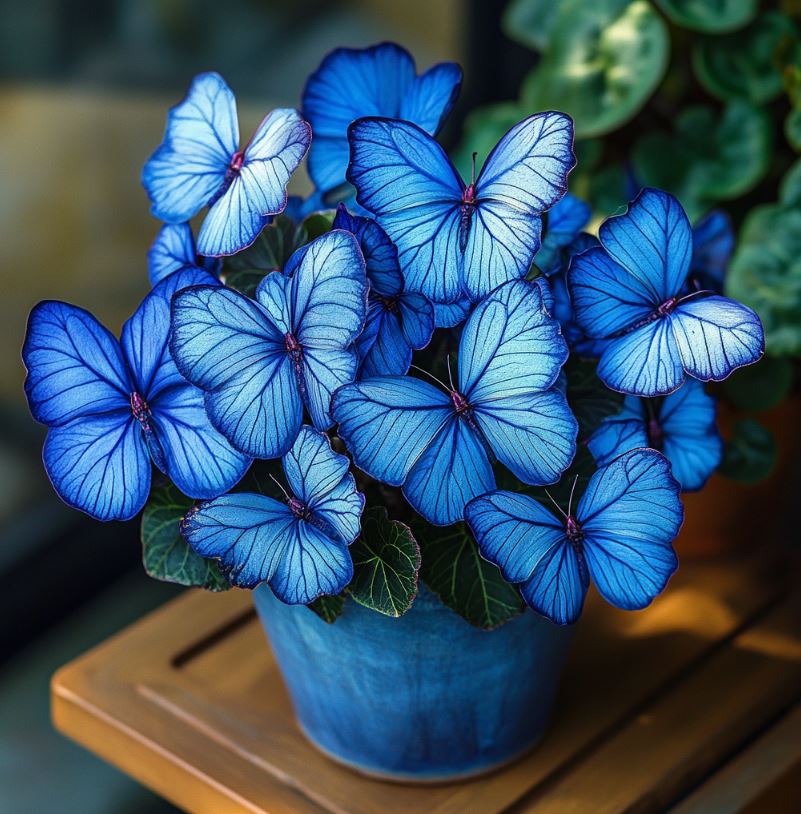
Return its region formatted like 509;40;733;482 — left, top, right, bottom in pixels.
22;41;765;782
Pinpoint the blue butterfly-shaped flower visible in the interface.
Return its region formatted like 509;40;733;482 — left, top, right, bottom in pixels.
687;209;735;294
171;230;368;459
588;379;722;491
142;72;311;257
182;426;364;604
568;189;763;396
303;42;462;195
534;193;592;277
347;112;576;303
22;269;251;521
466;449;683;625
332;204;434;376
332;279;577;525
148;223;221;285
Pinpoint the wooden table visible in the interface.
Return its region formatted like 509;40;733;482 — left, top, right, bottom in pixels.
52;550;801;814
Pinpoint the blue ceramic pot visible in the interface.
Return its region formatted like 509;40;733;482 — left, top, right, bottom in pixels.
254;585;573;782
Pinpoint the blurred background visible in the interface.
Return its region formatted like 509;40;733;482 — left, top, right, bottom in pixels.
2;1;800;811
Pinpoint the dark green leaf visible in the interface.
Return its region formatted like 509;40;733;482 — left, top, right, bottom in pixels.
222;215;307;296
347;507;421;617
653;0;757;33
632;102;772;217
719;419;776;484
453;102;527;180
141;484;230;591
309;594;346;623
418;522;524;630
780;159;801;206
693;12;798;104
725;202;801;356
501;0;563;51
302;211;335;240
563;357;624;440
721;356;794;412
520;0;669;138
785;107;801;152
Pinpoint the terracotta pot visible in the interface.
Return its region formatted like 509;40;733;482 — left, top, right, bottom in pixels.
676;396;801;559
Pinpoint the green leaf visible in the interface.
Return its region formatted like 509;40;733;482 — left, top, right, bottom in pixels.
418;522;525;630
222;215;308;296
563;357;624;440
347;507;421;617
693;12;798;105
719;419;776;484
653;0;757;33
502;0;563;51
453;102;527;180
725;202;801;356
780;159;801;206
141;483;230;591
520;0;669;138
632;102;772;217
786;107;801;152
309;594;346;623
302;211;335;241
721;356;794;412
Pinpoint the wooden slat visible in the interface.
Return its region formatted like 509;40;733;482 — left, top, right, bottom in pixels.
512;592;801;814
668;703;801;814
51;553;798;814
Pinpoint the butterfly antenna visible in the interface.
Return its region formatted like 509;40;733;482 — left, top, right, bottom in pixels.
544;489;568;520
410;364;449;390
678;287;712;304
268;473;291;501
446;354;455;391
471;151;478;186
567;474;579;518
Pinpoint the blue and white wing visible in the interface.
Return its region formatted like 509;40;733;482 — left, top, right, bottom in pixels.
197;108;311;257
142;72;237;223
398;61;462;135
148;223;198;285
403;415;494;525
23;301;131;426
303;43;417;192
347;117;464;302
588;418;649;468
170;285;301;458
182;493;353;602
597;320;685;396
535;193;592;276
599;188;692;302
433;297;471;328
670;295;764;383
43;411;150;521
283;426;364;544
578;449;682;611
462;112;576;299
358;306;409;377
331;376;453;487
659;380;722;491
460;279;568;401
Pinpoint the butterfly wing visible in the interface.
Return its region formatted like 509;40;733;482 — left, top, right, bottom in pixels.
599;188;692;303
433;297;470;328
658;380;723;491
398;61;462;135
170;285;301;458
303;43;417;192
588;418;649;468
462;113;575;299
535;193;592;276
670;295;764;383
331;376;453;487
459;280;576;484
142;72;238;223
577;449;682;611
148;223;199;285
23;301;132;426
182;493;353;603
403;415;494;525
357;305;410;377
690;210;734;292
257;230;367;429
197;108;310;257
466;491;587;625
283;426;364;544
347;117;464;302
